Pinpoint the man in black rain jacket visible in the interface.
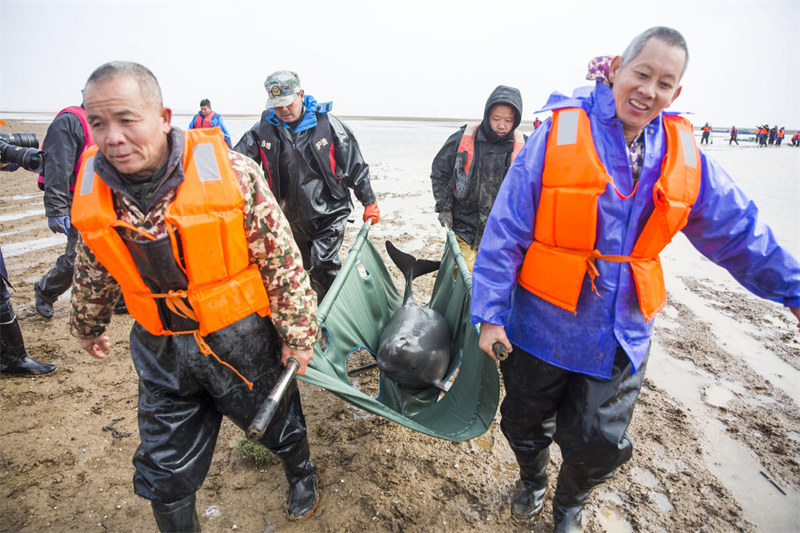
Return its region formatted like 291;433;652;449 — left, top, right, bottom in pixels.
34;104;92;318
430;85;525;270
234;71;379;300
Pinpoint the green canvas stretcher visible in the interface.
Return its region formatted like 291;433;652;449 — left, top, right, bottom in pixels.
297;222;500;442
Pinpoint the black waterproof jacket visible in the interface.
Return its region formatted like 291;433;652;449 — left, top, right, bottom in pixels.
430;85;524;248
41;111;86;217
234;111;375;236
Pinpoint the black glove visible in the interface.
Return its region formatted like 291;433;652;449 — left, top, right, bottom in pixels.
437;210;453;228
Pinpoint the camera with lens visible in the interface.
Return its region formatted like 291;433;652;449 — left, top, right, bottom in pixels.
0;132;44;173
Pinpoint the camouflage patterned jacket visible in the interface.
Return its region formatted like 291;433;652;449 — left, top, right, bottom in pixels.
70;127;318;350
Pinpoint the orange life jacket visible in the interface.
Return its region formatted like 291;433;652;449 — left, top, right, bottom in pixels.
72;128;271;339
192;110;217;129
517;108;701;322
456;122;525;183
702;125;710;133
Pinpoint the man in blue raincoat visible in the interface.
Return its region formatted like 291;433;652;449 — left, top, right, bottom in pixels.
471;26;800;532
188;98;232;148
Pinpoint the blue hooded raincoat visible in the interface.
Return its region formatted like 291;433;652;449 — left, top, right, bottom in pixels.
470;82;800;379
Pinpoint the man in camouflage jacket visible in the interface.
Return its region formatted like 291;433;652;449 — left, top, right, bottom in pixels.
71;62;319;532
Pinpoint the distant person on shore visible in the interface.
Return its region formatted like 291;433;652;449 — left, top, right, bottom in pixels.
233;70;379;301
776;127;785;146
729;125;739;145
533;116;542;129
33;102;124;319
470;26;800;531
792;131;800;146
760;125;769;146
1;152;57;376
71;61;320;531
700;122;711;144
769;125;777;145
188;98;232;147
430;86;525;271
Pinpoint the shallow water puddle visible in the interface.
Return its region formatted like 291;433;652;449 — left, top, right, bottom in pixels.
649;341;800;531
596;506;635;533
0;221;40;238
3;235;66;257
703;384;736;408
649;491;675;513
664;269;800;404
1;194;40;201
0;208;45;223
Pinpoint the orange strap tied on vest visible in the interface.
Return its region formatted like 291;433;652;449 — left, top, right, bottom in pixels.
72;128;271;389
517;108;701;321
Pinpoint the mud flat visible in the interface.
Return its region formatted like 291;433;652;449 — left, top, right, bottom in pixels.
1;118;798;532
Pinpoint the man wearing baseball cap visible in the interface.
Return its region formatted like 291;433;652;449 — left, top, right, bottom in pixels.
234;71;379;301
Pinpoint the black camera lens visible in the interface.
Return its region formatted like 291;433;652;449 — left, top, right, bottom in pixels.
0;141;44;173
0;132;39;148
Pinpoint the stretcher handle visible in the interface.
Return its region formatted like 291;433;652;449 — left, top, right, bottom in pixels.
492;342;509;361
247;357;299;441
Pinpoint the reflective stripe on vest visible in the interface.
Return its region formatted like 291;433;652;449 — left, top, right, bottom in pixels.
455;122;525;182
38;106;94;192
517;108;701;322
72;128;271;337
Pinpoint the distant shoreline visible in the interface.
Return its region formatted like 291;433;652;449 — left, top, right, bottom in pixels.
0;111;768;135
0;110;481;124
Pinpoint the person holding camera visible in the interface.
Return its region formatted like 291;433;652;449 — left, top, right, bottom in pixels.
33;102;120;318
0;136;56;375
0;246;57;376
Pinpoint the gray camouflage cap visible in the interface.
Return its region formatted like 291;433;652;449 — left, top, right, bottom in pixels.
264;71;302;108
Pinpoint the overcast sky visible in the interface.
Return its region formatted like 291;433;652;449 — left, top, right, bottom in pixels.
1;0;798;128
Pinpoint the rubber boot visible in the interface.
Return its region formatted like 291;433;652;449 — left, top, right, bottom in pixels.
279;438;319;520
34;290;54;319
151;494;201;533
114;295;128;315
511;448;550;519
0;314;56;376
552;463;613;533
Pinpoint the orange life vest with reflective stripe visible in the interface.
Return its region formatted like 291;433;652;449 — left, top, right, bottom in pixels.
456;122;525;182
517;108;701;322
702;125;710;133
72;128;271;337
